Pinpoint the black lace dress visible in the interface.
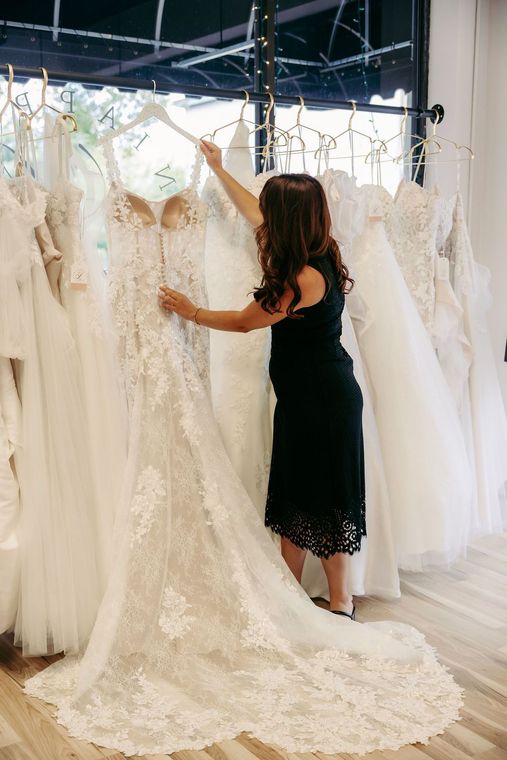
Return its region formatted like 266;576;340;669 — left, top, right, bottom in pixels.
262;250;366;558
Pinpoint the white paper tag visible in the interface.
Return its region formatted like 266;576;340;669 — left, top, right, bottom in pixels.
70;262;88;290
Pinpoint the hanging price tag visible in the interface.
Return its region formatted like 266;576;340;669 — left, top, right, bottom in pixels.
70;262;88;290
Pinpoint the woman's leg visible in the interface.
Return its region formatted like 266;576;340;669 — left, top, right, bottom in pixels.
281;537;307;583
320;552;354;614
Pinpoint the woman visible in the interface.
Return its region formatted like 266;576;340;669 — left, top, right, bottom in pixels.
160;140;365;620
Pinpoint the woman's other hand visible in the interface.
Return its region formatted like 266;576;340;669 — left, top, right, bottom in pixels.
159;285;197;321
200;139;223;173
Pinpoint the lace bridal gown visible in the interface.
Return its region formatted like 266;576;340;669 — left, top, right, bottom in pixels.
203;121;272;509
25;144;462;756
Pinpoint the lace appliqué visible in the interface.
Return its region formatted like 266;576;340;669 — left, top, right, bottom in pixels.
158;587;195;638
130;466;166;546
385;181;444;330
265;496;367;558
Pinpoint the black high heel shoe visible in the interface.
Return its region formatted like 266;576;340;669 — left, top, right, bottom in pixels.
331;605;356;621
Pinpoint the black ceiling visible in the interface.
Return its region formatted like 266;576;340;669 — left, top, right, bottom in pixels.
1;1;420;102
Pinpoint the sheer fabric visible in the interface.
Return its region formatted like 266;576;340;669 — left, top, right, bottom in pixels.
445;193;507;535
42;116;129;587
203;121;271;510
0;173;101;655
347;184;473;570
25;149;463;756
0;357;21;632
309;168;399;598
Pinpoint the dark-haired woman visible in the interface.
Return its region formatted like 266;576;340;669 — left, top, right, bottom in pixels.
159;140;365;620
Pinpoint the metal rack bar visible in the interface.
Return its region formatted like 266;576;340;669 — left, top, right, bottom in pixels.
3;65;443;122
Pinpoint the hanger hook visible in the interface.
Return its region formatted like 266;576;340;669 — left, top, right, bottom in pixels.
39;67;48;105
348;99;357;130
297;95;304;126
264;92;274;124
6;63;14;101
151;79;156;103
431;107;442;137
401;105;408;132
240;89;249;119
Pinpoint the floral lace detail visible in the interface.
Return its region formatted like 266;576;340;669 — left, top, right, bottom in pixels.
23;164;464;756
265;496;367;558
385;181;444;331
6;176;48;228
104;142;210;398
158;587;195;638
130;466;166;546
45;180;82;234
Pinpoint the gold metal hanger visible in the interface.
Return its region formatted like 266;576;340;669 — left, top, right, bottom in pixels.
28;68;65;127
396;109;474;181
0;64;31;122
248;92;290;156
200;90;257;144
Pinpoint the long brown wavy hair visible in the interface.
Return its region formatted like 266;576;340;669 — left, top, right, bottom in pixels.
254;174;353;317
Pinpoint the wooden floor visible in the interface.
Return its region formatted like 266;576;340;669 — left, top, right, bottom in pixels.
1;533;507;760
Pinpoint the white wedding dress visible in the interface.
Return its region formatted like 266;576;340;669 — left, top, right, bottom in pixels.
385;180;445;332
0;166;101;655
302;169;399;599
203;121;272;510
0;176;23;633
25;145;462;756
445;193;507;536
433;254;472;416
0;357;21;633
347;184;473;570
42;115;128;586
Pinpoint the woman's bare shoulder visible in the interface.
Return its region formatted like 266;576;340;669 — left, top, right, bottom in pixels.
296;265;326;307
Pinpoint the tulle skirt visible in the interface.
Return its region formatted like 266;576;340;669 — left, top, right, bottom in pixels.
13;262;101;655
349;219;473;571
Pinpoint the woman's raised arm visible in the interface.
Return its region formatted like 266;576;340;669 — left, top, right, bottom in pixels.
200;139;263;228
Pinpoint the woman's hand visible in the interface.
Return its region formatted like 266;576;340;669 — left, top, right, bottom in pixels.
159;285;197;321
200;139;223;173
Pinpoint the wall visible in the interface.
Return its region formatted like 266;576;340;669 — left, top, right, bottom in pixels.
428;0;507;403
468;0;507;403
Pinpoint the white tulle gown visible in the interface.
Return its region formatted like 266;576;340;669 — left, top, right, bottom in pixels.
42;115;128;586
303;169;399;599
346;183;473;571
0;180;23;632
445;192;507;535
0;357;21;633
0;165;101;655
24;145;463;756
203;121;271;510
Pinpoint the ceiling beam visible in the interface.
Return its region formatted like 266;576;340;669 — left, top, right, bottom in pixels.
52;0;61;42
154;0;167;53
176;41;255;69
95;0;342;75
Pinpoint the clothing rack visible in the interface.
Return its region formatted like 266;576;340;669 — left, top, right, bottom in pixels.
4;65;444;175
5;66;444;121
